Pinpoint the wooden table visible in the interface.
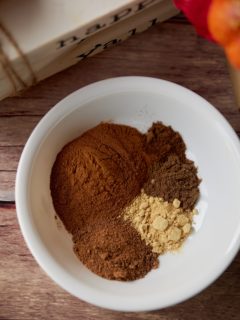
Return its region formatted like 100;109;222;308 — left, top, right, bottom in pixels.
1;15;240;320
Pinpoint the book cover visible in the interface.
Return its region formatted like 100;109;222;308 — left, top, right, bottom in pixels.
0;0;178;100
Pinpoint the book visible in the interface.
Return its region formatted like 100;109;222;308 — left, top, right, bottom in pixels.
0;0;178;100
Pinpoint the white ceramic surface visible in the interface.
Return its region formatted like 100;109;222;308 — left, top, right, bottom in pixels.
16;77;240;312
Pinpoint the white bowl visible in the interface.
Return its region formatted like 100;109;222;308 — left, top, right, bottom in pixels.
16;77;240;312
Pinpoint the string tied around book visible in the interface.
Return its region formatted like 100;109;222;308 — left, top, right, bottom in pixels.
0;21;37;95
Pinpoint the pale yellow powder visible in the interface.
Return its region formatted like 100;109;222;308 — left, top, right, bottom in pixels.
123;192;197;254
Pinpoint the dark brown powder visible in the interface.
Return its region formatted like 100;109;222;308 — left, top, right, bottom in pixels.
144;122;200;210
145;122;186;164
144;155;200;210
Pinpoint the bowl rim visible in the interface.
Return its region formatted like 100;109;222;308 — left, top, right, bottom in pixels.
15;76;240;312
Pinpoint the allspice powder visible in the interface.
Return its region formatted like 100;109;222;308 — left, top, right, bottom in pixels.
144;122;200;210
144;155;200;210
145;122;187;164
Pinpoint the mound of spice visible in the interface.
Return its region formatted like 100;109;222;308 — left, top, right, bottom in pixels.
51;123;158;280
123;191;197;254
50;122;200;281
144;155;200;210
73;219;158;281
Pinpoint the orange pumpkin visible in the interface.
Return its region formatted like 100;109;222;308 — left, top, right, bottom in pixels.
208;0;240;68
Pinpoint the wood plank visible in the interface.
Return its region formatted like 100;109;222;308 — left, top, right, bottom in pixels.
0;146;23;170
0;116;39;147
0;206;240;320
229;65;240;110
0;171;15;201
0;147;22;201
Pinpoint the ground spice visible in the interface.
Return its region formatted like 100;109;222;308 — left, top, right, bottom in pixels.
145;122;187;164
50;121;200;281
51;123;147;234
144;155;200;210
73;219;158;281
51;123;158;281
123;191;197;254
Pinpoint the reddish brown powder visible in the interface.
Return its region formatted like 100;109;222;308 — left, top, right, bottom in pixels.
51;123;158;281
73;219;158;281
51;123;147;234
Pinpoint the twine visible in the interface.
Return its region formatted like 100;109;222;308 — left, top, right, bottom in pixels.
0;21;37;95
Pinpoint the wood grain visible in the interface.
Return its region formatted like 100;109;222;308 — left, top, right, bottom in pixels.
0;15;240;319
0;146;22;171
0;206;240;320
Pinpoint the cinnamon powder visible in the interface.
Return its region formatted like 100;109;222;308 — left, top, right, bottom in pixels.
51;123;147;234
51;123;158;281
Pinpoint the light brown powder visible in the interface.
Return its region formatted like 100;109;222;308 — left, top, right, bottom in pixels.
123;191;197;254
